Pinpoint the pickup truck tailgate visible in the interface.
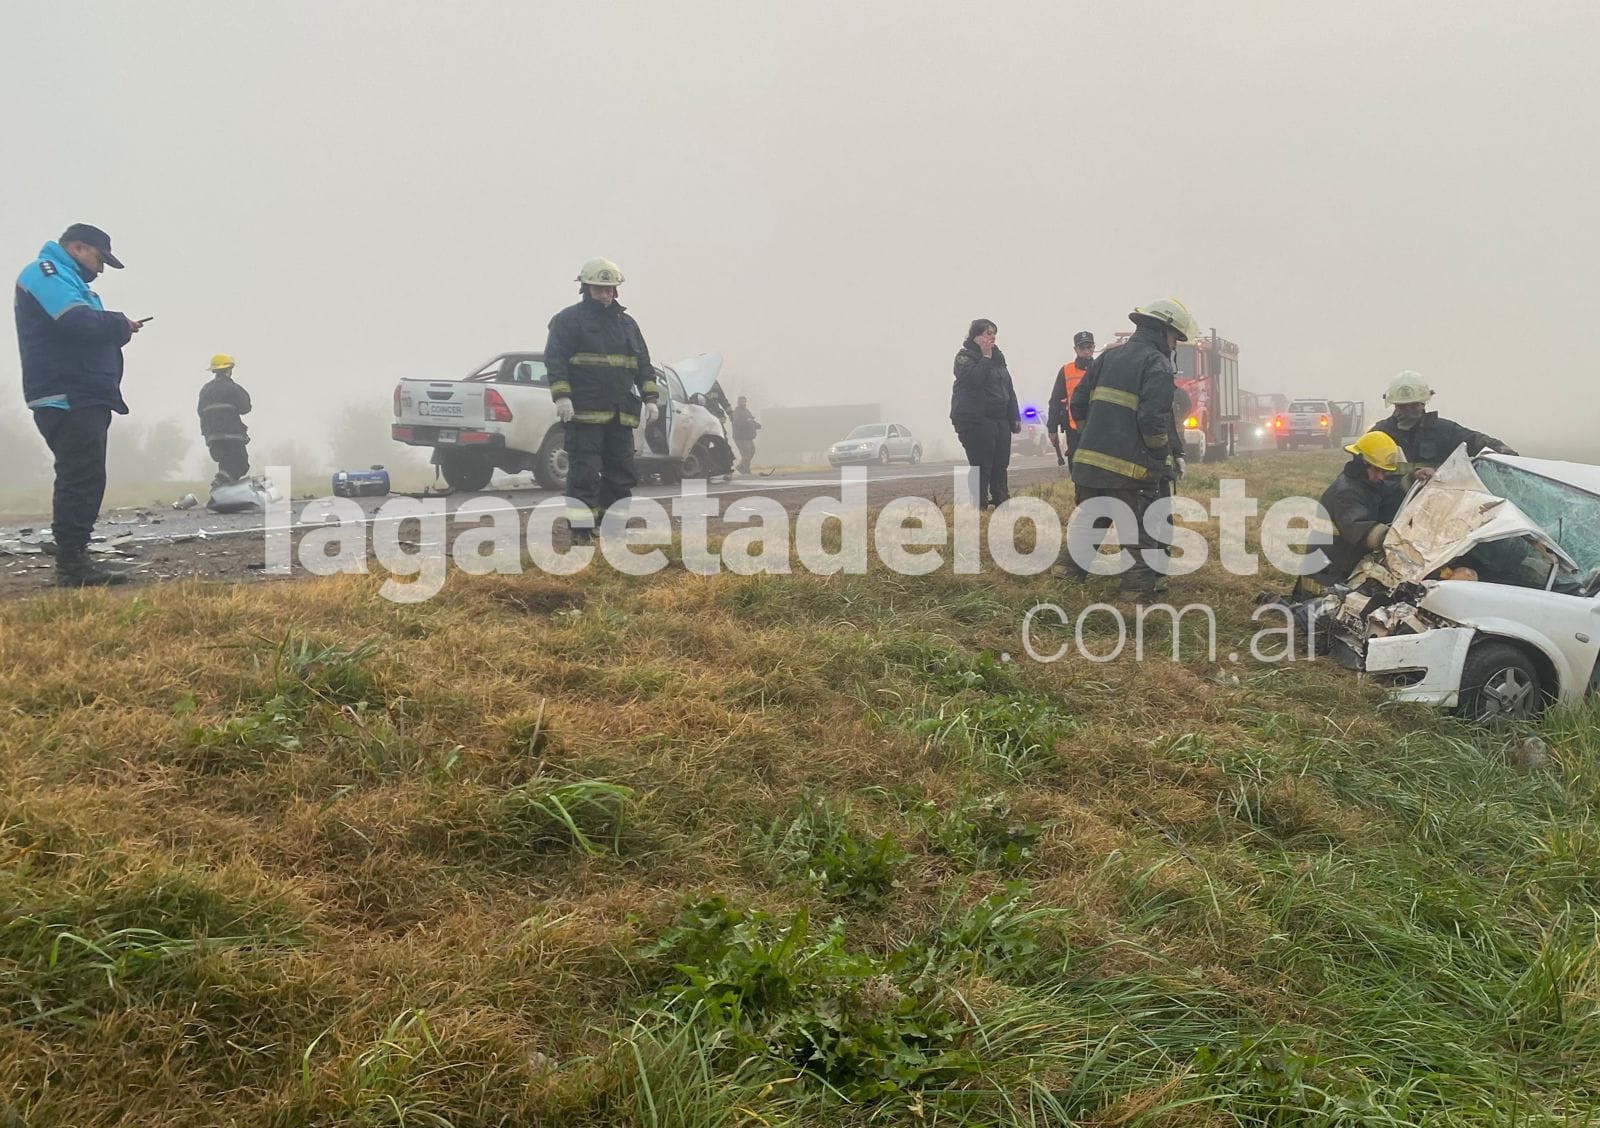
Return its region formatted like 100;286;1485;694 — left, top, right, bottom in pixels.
396;380;487;426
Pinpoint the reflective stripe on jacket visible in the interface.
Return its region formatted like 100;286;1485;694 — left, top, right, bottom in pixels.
1068;325;1176;487
198;374;252;440
544;295;658;426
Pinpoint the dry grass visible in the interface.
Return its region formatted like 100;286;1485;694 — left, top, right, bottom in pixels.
3;451;1599;1125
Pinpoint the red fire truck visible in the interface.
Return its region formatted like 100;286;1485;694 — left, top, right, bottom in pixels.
1110;330;1241;461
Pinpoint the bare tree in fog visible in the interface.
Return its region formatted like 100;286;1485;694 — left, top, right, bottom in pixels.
106;418;192;483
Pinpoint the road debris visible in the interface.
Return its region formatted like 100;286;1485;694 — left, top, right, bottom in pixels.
207;480;269;514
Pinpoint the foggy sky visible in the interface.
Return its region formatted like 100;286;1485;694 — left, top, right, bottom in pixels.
5;0;1598;474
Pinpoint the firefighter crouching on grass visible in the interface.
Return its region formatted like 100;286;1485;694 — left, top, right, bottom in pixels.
1299;430;1408;595
1046;329;1094;467
1063;298;1199;597
1370;371;1517;479
544;258;660;545
198;353;252;485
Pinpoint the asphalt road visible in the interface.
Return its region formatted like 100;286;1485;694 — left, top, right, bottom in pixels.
0;457;1071;596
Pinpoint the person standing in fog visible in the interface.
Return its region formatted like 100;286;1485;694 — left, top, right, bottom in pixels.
949;318;1020;508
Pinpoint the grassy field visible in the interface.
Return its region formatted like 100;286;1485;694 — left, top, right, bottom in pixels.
3;452;1598;1126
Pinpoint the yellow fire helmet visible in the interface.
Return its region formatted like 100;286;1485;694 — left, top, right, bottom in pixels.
1344;430;1403;472
208;354;236;372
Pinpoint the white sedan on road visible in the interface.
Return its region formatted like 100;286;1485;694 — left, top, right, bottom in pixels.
828;423;922;466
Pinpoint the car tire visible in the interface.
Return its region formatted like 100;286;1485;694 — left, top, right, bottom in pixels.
878;447;890;465
532;426;568;491
1458;641;1545;724
438;448;495;492
680;436;722;480
1275;438;1289;452
909;445;922;465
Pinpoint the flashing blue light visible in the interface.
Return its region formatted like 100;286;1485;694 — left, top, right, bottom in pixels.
1022;405;1040;420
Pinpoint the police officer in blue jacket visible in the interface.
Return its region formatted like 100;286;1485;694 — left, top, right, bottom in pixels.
13;224;144;586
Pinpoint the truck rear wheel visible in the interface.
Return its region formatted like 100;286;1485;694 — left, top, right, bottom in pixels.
532;427;568;491
438;448;494;492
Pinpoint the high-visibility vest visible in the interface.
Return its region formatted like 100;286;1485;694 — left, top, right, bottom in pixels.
1060;361;1089;418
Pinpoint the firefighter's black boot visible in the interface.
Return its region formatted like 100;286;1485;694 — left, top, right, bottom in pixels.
55;546;131;588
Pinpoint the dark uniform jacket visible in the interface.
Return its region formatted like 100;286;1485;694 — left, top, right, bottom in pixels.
14;241;133;413
1370;412;1512;468
544;295;659;426
950;344;1020;428
1068;324;1178;488
731;405;760;441
198;375;252;441
1317;457;1406;581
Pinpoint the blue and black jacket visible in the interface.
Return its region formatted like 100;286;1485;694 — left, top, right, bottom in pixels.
14;241;132;414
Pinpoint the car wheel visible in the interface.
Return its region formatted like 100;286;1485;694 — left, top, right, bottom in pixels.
909;445;922;465
1275;438;1289;452
878;447;890;465
680;436;723;480
532;427;568;491
1458;641;1545;723
437;448;495;492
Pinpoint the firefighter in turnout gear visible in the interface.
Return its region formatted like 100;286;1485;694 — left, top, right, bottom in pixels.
198;354;252;485
544;258;659;543
1306;430;1407;590
1046;329;1094;466
1065;298;1200;595
1369;371;1517;479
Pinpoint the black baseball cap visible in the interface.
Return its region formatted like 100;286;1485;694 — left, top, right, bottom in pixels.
59;223;123;269
1073;330;1094;347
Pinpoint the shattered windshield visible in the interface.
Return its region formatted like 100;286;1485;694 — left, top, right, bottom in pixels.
1476;460;1600;591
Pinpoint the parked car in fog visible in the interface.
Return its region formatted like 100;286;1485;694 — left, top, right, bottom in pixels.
827;423;922;466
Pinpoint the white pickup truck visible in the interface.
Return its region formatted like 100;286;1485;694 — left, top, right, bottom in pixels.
392;352;736;492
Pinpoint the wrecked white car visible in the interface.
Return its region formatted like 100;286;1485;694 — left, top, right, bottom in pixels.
1323;446;1600;723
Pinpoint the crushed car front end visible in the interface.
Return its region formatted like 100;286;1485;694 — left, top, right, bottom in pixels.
1317;448;1600;721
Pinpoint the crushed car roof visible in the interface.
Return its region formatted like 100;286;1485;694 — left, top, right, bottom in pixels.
1364;446;1578;587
